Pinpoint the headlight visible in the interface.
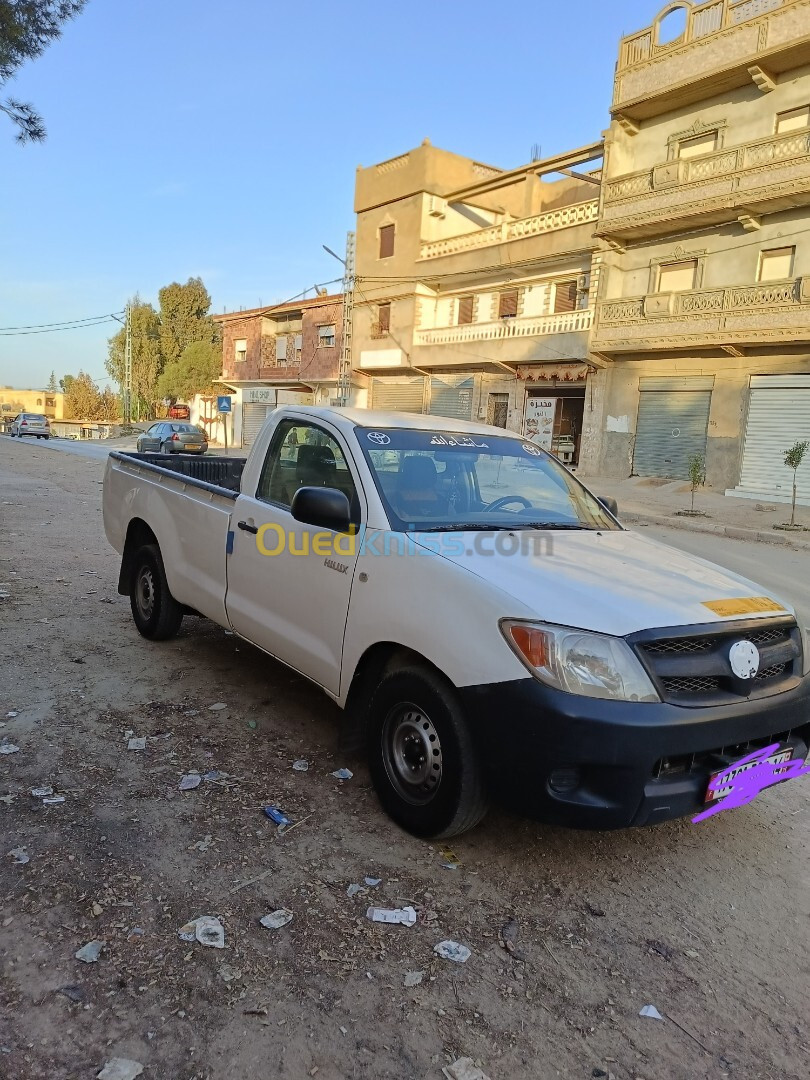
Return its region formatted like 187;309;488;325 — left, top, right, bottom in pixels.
501;620;660;703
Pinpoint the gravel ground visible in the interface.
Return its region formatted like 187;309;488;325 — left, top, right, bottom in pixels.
1;436;809;1080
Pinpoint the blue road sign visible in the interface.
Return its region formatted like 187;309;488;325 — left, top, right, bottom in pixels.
217;395;233;413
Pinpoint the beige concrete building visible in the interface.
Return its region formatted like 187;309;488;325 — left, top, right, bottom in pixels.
589;0;810;504
0;387;64;421
352;139;604;466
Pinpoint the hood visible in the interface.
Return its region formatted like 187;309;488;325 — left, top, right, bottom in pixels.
419;528;793;637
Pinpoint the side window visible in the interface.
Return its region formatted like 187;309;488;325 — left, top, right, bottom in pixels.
256;420;359;521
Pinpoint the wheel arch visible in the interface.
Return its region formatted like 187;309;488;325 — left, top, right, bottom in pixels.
118;518;159;594
340;641;454;752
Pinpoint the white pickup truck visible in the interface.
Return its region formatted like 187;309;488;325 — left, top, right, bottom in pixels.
103;406;810;838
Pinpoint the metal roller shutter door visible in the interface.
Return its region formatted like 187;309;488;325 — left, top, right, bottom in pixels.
736;376;810;503
371;377;426;413
633;387;711;480
242;403;273;448
428;376;475;420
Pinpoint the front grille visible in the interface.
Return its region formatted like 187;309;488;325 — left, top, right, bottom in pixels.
662;676;721;695
633;618;801;706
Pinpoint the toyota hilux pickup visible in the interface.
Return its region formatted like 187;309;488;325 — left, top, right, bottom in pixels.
103;406;810;838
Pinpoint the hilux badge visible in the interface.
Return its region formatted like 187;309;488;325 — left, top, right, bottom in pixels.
729;640;760;680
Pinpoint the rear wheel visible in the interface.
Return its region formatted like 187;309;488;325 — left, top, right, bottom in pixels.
161;441;173;454
129;543;183;640
367;665;488;839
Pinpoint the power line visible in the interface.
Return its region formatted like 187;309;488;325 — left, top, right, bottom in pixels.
0;317;121;337
0;311;124;332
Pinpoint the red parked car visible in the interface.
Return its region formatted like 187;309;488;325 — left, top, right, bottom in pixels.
167;403;190;420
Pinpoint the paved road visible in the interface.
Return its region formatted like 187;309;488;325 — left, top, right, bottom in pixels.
2;433;138;460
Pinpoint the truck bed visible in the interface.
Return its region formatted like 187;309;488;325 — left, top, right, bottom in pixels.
118;452;246;494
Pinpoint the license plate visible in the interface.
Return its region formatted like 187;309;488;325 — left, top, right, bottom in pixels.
705;746;794;802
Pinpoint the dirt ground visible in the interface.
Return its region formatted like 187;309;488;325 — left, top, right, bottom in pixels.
1;437;809;1080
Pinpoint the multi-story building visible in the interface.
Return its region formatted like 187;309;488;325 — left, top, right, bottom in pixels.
0;387;64;422
352;138;604;466
589;0;810;503
215;292;362;448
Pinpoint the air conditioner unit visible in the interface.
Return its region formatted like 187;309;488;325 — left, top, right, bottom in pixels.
428;196;446;219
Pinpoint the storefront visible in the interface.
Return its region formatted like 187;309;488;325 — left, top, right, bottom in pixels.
520;364;589;466
632;376;714;480
731;374;810;505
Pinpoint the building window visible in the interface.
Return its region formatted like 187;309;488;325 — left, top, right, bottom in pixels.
498;289;519;319
46;397;55;408
678;131;718;159
294;334;302;364
457;296;474;325
276;335;288;363
776;105;810;134
37;398;42;405
379;224;395;259
553;280;579;313
318;324;336;348
658;259;698;292
378;302;391;332
234;338;247;363
758;246;795;282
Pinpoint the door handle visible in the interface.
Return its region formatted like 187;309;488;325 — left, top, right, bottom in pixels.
237;521;259;534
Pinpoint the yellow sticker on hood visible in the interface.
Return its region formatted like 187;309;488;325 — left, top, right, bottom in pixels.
702;597;786;617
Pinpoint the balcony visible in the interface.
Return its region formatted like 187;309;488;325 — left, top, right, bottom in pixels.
614;0;810;119
600;129;810;239
591;277;810;354
414;309;593;347
419;201;599;260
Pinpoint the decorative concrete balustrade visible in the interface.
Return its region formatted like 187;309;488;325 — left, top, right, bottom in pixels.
414;309;594;347
419;201;599;260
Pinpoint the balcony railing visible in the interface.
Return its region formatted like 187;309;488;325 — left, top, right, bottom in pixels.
613;0;807;112
600;129;810;235
618;0;794;74
593;277;810;350
419;201;599;260
414;309;593;347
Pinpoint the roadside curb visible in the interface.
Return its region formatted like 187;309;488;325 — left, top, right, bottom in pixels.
622;508;810;551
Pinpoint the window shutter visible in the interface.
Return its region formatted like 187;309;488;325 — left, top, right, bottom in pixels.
498;289;518;318
276;335;288;362
457;296;474;325
658;260;698;292
378;302;391;331
553;281;578;313
379;224;395;259
776;106;810;134
759;247;795;282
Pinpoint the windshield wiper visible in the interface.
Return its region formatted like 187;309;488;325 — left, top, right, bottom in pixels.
417;523;526;533
520;522;597;531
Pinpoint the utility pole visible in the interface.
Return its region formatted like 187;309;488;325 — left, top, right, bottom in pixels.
124;302;133;424
336;231;355;408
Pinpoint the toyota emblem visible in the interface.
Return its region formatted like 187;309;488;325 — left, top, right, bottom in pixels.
366;431;391;445
729;640;760;680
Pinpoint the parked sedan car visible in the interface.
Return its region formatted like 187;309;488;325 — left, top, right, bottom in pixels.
10;413;51;439
136;422;208;454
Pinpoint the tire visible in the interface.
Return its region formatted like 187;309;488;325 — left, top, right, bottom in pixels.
161;442;172;455
129;543;183;641
367;665;488;839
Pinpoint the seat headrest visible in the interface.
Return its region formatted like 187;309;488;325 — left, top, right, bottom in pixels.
398;455;438;489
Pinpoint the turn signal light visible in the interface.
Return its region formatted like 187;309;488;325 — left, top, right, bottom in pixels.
508;624;550;669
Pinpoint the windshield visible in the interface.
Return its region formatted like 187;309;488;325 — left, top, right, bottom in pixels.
356;427;620;532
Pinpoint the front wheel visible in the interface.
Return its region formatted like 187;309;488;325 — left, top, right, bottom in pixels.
129;543;183;640
367;666;488;839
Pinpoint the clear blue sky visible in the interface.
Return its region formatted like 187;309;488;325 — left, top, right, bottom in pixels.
0;0;661;390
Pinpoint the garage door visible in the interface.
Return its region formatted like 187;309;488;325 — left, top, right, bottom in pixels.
633;377;713;480
371;377;426;413
735;375;810;503
428;376;475;420
242;403;274;449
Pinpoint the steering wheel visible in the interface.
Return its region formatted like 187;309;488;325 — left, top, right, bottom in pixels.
484;495;533;513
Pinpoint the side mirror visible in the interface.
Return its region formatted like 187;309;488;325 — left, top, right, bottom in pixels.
291;486;352;533
597;496;619;518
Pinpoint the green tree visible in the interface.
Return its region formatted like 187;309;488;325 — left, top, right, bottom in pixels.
106;297;163;418
0;1;88;143
784;441;809;528
58;373;74;394
156;341;221;401
158;277;219;368
97;385;119;423
46;370;57;392
64;370;101;419
688;453;705;513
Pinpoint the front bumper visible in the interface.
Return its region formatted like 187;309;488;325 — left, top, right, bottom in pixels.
459;676;810;829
